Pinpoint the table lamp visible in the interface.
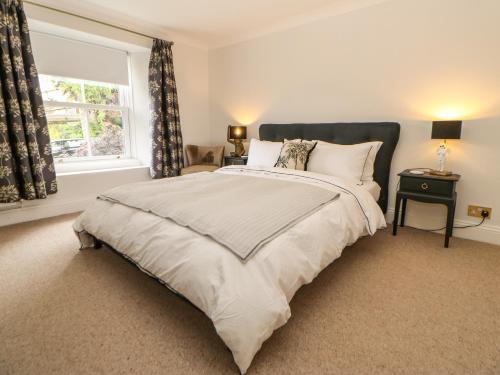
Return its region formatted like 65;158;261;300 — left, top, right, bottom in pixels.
430;120;462;176
227;125;247;157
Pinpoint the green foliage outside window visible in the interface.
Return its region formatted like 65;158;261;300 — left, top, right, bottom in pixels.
47;118;84;141
44;77;126;158
55;81;119;105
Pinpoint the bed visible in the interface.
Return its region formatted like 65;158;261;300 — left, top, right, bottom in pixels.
73;122;400;373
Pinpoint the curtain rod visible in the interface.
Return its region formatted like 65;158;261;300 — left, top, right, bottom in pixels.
24;0;173;45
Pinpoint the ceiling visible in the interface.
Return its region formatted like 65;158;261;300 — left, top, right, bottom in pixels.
29;0;391;48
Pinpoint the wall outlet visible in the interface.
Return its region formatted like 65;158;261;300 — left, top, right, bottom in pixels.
468;205;492;219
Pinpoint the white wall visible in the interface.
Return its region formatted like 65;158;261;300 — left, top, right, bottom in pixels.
0;4;211;227
209;0;500;244
3;0;500;246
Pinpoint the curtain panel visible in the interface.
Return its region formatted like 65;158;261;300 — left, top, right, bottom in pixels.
0;0;57;203
149;39;184;178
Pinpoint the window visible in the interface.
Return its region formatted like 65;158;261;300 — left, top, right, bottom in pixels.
40;75;131;161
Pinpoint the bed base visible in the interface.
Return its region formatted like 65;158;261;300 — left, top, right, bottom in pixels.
87;234;236;358
89;235;202;311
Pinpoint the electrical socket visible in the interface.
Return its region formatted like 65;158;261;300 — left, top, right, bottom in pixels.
468;205;492;219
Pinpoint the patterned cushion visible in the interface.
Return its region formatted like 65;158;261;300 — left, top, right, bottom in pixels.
275;139;317;171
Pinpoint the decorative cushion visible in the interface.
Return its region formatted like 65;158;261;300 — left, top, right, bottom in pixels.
185;145;224;167
181;165;220;175
247;139;283;167
275;139;317;171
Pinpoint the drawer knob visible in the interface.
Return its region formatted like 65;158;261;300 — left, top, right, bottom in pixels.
421;182;429;190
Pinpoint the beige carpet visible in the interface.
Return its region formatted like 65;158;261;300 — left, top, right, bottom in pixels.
0;214;499;374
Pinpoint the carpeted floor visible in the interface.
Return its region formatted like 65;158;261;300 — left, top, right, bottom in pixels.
0;214;499;374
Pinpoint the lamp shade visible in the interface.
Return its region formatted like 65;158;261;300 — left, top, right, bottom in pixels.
431;120;462;140
228;125;247;140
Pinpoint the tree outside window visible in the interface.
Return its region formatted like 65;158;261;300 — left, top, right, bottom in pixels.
40;75;130;160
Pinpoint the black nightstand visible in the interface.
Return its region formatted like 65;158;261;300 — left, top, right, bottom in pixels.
224;156;248;166
393;169;461;248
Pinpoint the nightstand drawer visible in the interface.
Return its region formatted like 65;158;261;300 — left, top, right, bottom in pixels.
400;176;453;196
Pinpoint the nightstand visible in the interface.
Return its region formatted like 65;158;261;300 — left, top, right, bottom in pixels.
393;169;461;248
224;156;248;166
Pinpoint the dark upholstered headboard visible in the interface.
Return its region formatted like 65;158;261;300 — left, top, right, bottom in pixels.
259;122;400;213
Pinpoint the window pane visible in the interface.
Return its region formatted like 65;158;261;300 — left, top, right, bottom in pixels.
46;107;88;158
40;75;82;103
88;110;124;156
84;82;120;105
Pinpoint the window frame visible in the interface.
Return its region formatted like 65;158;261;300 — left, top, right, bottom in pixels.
41;75;133;163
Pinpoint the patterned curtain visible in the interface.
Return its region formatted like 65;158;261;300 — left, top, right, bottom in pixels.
149;39;184;178
0;0;57;203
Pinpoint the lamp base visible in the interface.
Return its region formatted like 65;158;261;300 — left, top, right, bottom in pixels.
231;140;245;157
429;169;453;176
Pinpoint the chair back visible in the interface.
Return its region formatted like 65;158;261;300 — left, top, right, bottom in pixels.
185;145;225;167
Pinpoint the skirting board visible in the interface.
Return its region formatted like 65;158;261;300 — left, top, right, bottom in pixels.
0;198;90;227
386;208;500;246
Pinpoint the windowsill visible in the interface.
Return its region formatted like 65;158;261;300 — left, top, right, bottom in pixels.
55;158;146;175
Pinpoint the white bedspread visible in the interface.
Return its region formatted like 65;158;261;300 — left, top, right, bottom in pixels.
98;171;340;261
73;166;386;373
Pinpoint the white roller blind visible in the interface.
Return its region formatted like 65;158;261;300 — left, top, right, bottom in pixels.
30;32;129;86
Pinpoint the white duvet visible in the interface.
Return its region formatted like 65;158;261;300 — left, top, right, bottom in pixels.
73;166;386;373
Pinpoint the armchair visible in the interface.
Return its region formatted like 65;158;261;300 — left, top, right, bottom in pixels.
180;145;224;175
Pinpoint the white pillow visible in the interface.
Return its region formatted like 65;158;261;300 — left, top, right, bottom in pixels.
246;139;283;167
308;141;380;182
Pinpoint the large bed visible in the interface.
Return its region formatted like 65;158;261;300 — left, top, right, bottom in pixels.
73;122;400;373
